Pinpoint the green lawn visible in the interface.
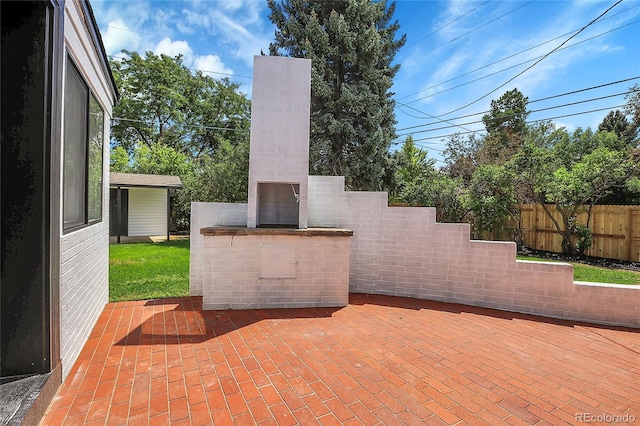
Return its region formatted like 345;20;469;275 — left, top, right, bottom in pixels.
109;240;639;303
517;255;640;285
109;240;190;302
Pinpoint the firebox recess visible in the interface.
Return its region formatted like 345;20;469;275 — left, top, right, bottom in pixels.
257;182;300;228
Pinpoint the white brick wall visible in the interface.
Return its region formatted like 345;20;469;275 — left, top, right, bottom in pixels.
307;176;640;328
190;202;248;296
247;56;311;229
201;234;350;310
60;223;109;378
191;178;640;327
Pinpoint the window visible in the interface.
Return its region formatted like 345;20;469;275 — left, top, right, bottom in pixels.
63;57;104;231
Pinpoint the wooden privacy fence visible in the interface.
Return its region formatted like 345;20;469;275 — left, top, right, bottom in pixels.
520;204;640;262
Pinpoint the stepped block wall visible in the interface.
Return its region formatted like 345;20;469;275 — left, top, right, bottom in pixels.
307;176;640;328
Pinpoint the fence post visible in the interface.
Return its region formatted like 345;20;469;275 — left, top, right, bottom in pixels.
624;206;633;262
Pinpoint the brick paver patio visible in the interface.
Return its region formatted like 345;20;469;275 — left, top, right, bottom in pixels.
41;294;639;425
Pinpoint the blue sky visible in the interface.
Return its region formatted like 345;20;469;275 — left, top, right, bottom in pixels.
92;0;640;165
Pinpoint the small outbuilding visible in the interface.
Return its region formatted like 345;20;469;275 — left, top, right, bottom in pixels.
109;172;183;243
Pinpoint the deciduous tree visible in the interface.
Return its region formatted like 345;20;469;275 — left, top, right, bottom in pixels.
511;127;638;255
393;137;468;222
110;51;250;159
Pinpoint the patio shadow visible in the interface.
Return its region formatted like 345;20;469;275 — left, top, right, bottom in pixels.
114;297;343;346
349;292;640;335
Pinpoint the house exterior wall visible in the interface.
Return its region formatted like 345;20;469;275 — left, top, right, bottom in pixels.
58;0;115;379
127;188;167;236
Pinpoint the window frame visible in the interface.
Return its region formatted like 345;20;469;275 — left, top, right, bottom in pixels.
62;54;105;233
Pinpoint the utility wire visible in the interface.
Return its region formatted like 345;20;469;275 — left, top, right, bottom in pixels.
446;1;535;45
529;77;639;104
397;92;630;138
404;1;490;49
111;116;250;132
394;104;625;145
396;76;639;131
108;54;253;80
99;24;150;35
399;19;638;106
397;4;638;102
434;0;624;118
396;102;475;133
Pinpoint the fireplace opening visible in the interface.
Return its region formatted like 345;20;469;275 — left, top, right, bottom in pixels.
257;182;300;228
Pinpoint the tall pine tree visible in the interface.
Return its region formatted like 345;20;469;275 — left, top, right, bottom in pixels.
267;0;406;190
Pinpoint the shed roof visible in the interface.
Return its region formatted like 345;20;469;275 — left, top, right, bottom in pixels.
110;172;183;189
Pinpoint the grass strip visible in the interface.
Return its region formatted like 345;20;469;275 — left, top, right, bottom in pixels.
517;255;640;285
109;239;190;302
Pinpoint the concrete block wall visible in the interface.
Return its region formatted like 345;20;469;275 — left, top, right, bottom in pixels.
307;176;640;328
60;219;109;379
201;235;350;310
190;202;248;296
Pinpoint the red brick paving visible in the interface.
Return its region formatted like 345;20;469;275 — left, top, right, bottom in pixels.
41;294;639;425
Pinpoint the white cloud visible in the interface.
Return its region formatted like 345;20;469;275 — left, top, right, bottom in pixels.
193;54;234;77
177;9;210;35
154;37;193;63
220;0;244;12
102;19;140;56
210;11;271;67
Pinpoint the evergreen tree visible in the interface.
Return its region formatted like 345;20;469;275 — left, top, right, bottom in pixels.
267;0;406;190
598;110;634;146
479;88;529;164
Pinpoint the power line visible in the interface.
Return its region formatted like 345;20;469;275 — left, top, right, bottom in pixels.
395;76;639;132
399;19;639;107
404;1;490;50
397;91;631;138
397;4;639;102
99;23;150;36
529;77;639;104
111;116;250;132
446;1;535;45
109;54;253;80
394;104;626;145
396;102;475;133
434;0;624;118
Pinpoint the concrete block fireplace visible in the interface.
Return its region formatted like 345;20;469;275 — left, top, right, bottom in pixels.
195;56;353;310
